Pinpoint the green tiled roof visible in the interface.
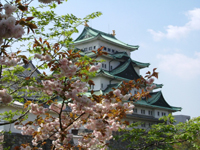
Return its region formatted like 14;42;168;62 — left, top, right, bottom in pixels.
110;59;132;75
108;59;141;80
109;52;129;59
134;91;182;112
131;59;150;68
74;26;139;51
108;52;150;68
103;82;122;94
97;69;130;81
95;58;141;81
79;51;149;69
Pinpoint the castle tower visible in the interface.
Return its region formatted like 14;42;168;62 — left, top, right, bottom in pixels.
73;26;181;128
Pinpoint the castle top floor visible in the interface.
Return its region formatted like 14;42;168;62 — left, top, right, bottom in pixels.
73;26;139;56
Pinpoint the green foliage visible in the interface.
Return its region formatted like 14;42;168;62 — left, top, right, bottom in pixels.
112;115;200;150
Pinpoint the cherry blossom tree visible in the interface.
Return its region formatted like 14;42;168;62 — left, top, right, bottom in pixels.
0;0;158;149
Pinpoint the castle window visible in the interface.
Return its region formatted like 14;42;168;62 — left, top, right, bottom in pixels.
89;47;92;50
104;47;107;50
134;108;137;113
157;111;160;116
94;46;96;49
148;110;153;116
110;66;113;70
105;64;106;68
141;109;145;114
102;64;104;68
112;49;115;53
162;112;166;116
108;48;111;52
84;48;87;51
101;83;103;89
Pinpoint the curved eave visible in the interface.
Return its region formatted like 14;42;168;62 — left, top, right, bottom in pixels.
133;101;181;112
108;52;130;60
154;83;163;89
147;91;181;112
131;60;150;69
97;69;130;81
80;52;125;60
74;34;139;51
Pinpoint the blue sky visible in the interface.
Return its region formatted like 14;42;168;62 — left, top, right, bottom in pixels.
53;0;200;117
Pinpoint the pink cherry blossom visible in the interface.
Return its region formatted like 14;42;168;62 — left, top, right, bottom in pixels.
89;63;101;72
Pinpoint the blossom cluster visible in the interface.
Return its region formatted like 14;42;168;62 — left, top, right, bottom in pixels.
34;54;52;62
0;53;21;66
15;125;35;135
67;80;94;115
0;4;25;45
49;103;66;114
41;79;64;96
27;79;64;96
29;103;48;115
113;89;132;101
52;58;77;78
0;89;13;104
146;78;156;92
20;146;33;150
89;63;101;72
38;0;63;4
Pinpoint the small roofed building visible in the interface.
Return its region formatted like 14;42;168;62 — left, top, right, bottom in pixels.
73;25;182;128
173;115;190;125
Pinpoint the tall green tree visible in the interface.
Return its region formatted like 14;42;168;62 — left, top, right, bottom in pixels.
112;115;200;150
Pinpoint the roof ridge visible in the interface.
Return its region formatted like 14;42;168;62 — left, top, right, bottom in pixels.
86;26;116;38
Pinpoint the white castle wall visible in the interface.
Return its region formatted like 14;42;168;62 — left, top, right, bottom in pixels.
75;39;131;56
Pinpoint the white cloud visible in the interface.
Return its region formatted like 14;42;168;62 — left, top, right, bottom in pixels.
157;52;200;79
148;8;200;41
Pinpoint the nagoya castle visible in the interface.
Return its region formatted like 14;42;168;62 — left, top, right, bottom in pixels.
73;23;181;128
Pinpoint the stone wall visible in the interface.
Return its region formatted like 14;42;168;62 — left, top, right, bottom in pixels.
108;132;132;150
0;133;52;150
